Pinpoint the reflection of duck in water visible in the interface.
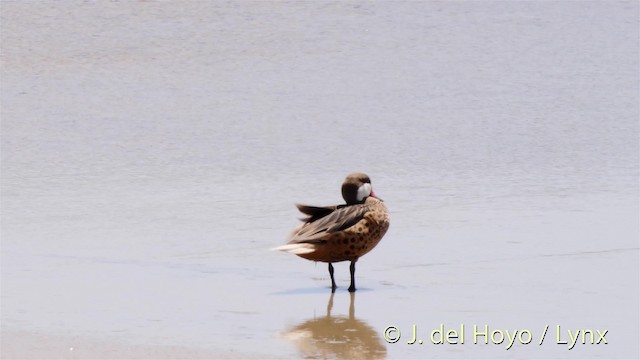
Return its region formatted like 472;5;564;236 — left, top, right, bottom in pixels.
282;293;386;359
274;173;390;292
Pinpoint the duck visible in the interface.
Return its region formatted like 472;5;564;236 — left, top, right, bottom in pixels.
274;173;390;292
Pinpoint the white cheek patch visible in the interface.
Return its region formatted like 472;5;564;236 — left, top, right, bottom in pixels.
356;183;372;201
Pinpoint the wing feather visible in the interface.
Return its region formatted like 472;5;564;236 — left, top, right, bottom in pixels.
295;204;338;222
288;203;369;243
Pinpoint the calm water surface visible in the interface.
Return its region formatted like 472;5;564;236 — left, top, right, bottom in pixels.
1;1;638;359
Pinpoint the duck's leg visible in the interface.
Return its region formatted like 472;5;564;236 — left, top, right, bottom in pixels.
348;260;357;292
328;263;337;292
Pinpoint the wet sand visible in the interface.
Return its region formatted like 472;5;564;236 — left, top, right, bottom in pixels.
2;198;637;359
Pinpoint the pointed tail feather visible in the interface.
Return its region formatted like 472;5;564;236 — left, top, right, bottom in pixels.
271;243;316;255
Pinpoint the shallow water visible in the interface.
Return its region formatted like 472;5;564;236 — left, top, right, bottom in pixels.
1;1;638;359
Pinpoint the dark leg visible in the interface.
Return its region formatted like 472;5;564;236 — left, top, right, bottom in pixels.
328;262;337;292
348;260;357;292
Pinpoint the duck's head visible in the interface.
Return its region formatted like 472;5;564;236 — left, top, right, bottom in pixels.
341;172;378;205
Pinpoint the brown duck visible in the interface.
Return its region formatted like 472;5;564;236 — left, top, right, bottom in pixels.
274;173;390;292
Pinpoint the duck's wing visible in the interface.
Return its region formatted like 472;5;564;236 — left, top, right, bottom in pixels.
288;203;369;244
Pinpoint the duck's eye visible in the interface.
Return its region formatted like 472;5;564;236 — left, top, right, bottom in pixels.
356;183;372;201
